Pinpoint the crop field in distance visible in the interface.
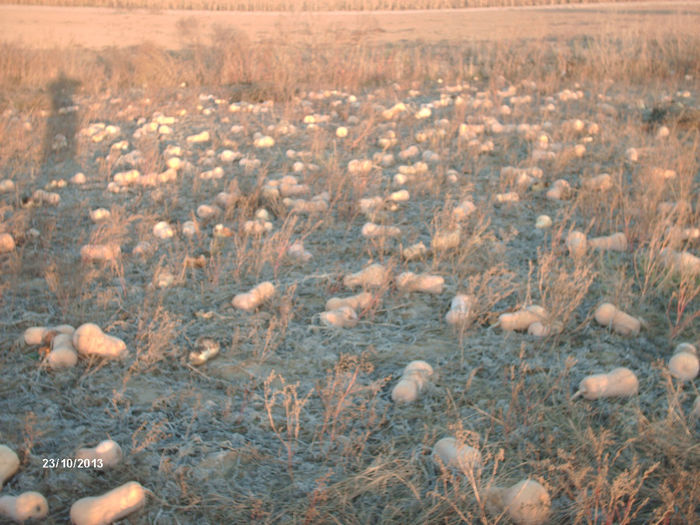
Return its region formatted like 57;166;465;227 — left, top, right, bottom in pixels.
0;0;650;13
0;1;698;524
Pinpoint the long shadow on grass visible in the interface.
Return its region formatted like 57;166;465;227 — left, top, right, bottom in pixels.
42;73;80;171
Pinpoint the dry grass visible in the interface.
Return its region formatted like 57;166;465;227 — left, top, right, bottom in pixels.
0;13;699;525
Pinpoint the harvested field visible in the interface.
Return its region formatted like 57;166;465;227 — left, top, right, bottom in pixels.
1;2;700;49
0;2;698;524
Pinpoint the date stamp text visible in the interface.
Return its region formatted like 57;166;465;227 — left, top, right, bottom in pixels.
42;458;103;469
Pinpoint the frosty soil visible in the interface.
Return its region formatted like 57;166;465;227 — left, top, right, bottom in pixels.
0;61;699;523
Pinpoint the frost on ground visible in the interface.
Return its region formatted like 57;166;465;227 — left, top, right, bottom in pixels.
0;58;699;523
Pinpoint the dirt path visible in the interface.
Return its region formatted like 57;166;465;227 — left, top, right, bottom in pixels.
1;1;698;49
